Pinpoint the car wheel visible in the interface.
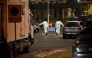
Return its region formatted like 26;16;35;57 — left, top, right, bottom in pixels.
34;29;37;33
38;29;40;32
68;35;71;38
72;52;77;58
37;28;39;32
63;35;66;39
72;49;77;58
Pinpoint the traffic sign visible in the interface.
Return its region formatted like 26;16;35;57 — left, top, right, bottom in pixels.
8;5;22;23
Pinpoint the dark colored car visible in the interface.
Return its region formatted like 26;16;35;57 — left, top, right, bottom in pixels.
33;23;40;33
62;21;84;39
35;23;40;32
72;27;92;58
84;20;92;28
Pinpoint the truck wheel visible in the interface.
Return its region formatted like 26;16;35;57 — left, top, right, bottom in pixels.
23;46;29;53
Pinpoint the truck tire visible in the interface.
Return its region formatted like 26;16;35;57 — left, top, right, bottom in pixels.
23;46;29;53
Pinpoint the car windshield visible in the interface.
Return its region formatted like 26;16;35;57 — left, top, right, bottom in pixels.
66;22;78;27
78;34;92;41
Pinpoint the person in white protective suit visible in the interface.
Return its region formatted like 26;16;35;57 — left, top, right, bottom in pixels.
39;20;49;35
55;20;64;35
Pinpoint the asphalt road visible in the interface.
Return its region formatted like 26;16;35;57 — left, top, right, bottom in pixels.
16;30;76;58
30;30;76;52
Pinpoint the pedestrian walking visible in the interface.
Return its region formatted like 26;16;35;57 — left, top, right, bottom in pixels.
28;24;34;45
36;13;39;23
28;9;34;45
55;20;64;35
39;20;49;35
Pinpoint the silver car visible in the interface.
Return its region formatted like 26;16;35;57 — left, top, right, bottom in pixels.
72;27;92;58
62;21;84;39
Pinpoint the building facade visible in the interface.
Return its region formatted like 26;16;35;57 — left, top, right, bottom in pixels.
29;0;88;22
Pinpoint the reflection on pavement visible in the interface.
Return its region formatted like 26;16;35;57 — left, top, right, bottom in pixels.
44;35;49;39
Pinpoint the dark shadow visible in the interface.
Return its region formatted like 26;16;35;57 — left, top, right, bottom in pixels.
0;29;11;58
66;36;77;39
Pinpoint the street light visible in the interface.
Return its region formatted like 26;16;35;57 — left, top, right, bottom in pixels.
47;0;49;23
87;1;92;15
87;1;89;14
88;0;92;2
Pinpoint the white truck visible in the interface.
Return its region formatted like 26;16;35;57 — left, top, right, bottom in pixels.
0;0;34;57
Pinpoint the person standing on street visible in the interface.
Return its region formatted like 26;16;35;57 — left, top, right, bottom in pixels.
55;20;64;35
29;9;33;24
28;9;34;45
39;20;49;35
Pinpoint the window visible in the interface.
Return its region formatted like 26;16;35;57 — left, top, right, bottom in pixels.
66;22;78;27
21;2;25;15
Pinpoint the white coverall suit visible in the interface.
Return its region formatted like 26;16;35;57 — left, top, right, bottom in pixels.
55;21;64;35
39;21;49;35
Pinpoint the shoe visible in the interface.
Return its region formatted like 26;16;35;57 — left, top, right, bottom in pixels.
58;33;59;35
56;33;57;35
46;33;47;35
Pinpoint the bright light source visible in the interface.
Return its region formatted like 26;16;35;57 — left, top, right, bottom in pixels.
84;10;88;12
89;1;92;2
68;8;71;11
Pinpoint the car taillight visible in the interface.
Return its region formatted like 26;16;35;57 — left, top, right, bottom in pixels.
63;23;66;30
78;23;82;30
73;43;82;47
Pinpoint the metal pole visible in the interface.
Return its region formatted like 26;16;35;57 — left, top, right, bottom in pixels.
72;0;74;18
87;1;89;15
15;22;17;57
47;0;49;23
0;6;1;38
73;0;74;18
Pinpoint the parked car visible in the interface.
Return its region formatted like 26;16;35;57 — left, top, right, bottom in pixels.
35;23;40;32
32;23;40;33
62;21;84;39
84;20;92;28
72;26;92;58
